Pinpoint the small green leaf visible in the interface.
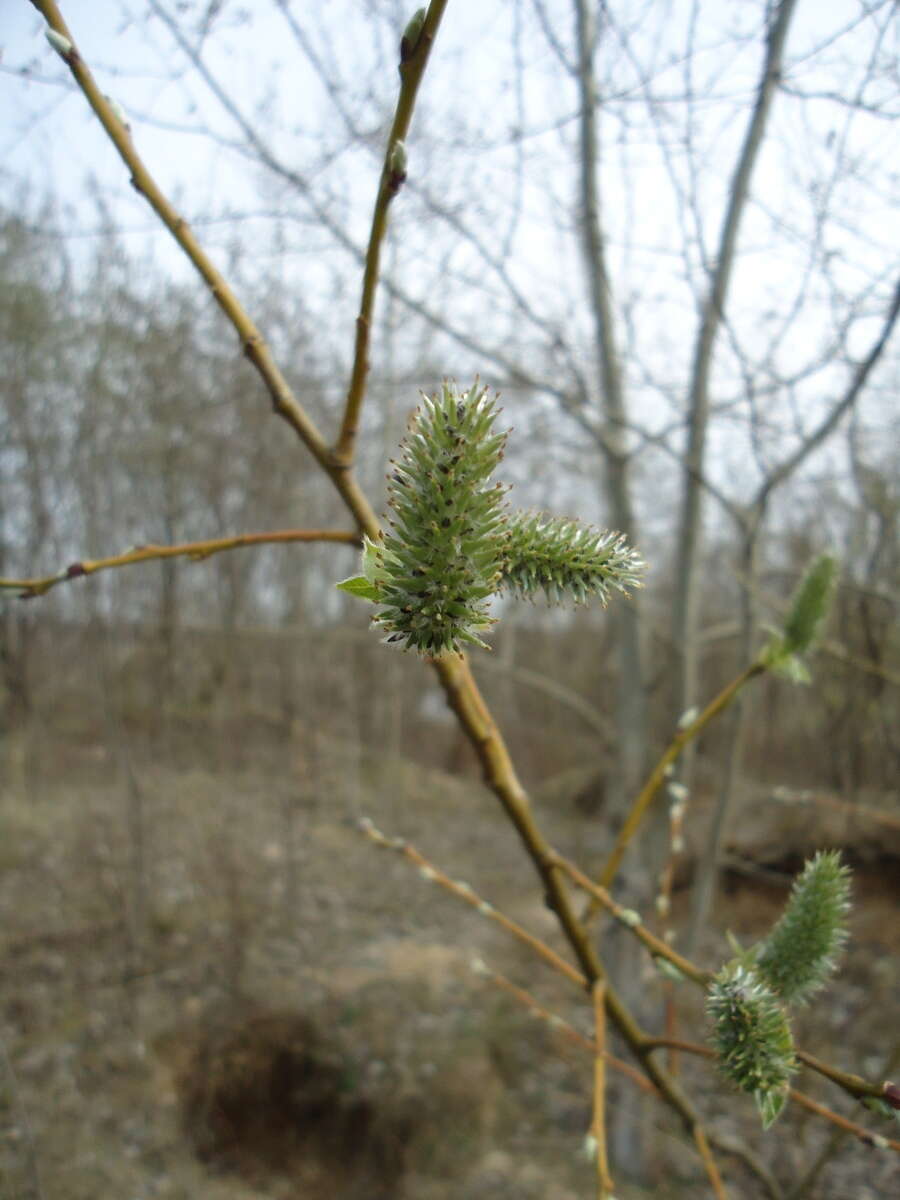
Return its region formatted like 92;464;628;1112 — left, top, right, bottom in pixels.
756;1086;789;1129
361;535;384;585
337;575;381;602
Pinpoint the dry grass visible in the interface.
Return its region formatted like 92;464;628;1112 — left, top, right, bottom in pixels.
1;695;898;1198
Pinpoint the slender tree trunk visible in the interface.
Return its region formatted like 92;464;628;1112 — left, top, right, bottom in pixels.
670;0;799;740
686;515;762;955
573;0;648;812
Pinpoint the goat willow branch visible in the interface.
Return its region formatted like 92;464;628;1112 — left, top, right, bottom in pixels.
587;554;837;906
335;1;448;464
33;7;857;1186
1;530;360;599
340;382;644;655
32;0;379;535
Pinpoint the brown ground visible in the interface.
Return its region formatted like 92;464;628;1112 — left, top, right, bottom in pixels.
1;710;898;1199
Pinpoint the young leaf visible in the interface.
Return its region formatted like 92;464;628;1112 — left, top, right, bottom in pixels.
756;1086;789;1130
336;575;381;602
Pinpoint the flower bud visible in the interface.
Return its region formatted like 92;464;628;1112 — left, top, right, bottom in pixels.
400;7;426;62
45;28;74;58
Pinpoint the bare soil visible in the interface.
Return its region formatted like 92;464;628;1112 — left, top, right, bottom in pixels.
1;711;898;1199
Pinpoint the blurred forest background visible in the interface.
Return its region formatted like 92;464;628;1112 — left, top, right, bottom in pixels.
1;1;899;1197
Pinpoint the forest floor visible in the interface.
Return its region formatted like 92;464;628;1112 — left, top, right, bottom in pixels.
1;709;898;1199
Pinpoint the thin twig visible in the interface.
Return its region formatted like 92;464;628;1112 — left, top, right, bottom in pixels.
795;1050;887;1105
789;1089;900;1153
585;661;764;913
358;817;588;988
591;980;615;1198
32;0;379;536
470;958;655;1095
0;529;360;599
483;969;776;1197
358;813;727;1182
788;1044;900;1199
694;1124;729;1199
646;1037;900;1153
335;1;448;464
550;852;712;987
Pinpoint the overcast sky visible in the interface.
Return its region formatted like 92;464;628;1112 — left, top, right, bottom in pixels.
2;1;898;525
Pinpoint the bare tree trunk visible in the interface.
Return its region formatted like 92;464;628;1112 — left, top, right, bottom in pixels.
573;0;648;814
670;0;799;740
685;275;900;950
686;516;760;955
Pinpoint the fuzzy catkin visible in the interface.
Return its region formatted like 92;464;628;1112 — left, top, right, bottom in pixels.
755;850;851;1005
707;963;796;1105
502;511;644;606
369;383;509;655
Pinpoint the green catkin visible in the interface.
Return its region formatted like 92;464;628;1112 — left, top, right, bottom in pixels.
368;382;510;655
707;963;795;1126
342;382;644;655
755;851;851;1005
781;555;837;656
502;511;644;607
762;555;837;680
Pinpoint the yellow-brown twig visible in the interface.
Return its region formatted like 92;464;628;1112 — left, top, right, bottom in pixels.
569;861;892;1120
645;1037;900;1154
585;662;765;911
549;852;712;987
335;1;448;464
33;0;379;538
470;958;655;1095
591;980;615;1198
795;1050;888;1106
789;1089;900;1154
694;1124;729;1199
481;975;775;1197
0;529;360;599
358;817;588;988
358;815;733;1187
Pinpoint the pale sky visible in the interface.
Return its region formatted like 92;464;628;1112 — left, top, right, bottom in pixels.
2;0;898;525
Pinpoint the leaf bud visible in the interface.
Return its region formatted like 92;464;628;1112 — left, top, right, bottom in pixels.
45;27;74;59
387;140;408;195
400;7;426;63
